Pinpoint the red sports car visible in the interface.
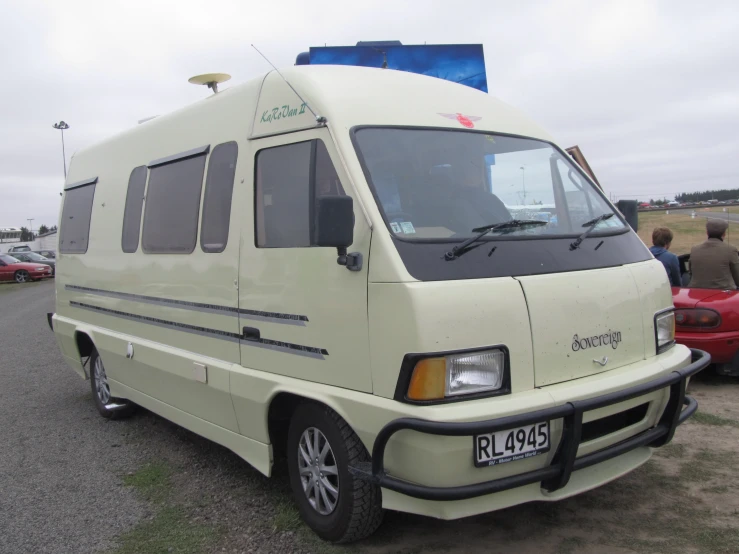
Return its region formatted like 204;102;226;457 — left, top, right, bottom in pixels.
0;254;53;283
673;254;739;376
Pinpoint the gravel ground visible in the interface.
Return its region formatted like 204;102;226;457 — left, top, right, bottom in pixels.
0;280;146;553
2;279;737;554
0;280;313;554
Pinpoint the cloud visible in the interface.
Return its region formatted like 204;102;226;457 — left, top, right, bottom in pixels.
0;0;737;225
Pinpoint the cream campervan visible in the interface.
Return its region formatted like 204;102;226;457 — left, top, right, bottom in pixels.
51;65;709;542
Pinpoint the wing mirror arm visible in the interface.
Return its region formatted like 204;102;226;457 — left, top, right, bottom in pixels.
336;246;363;271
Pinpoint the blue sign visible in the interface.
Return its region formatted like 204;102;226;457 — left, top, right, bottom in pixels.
302;44;487;92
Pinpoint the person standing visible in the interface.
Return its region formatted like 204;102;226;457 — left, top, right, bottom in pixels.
649;227;681;287
688;219;739;289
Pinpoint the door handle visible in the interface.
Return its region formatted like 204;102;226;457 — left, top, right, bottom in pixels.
242;326;261;341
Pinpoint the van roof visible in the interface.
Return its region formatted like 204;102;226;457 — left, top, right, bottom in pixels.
251;66;554;141
71;65;555;165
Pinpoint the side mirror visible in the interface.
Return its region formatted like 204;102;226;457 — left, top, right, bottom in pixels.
313;196;362;271
314;196;354;248
616;199;638;232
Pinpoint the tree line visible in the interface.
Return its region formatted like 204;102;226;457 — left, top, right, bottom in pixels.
675;189;739;203
19;224;57;241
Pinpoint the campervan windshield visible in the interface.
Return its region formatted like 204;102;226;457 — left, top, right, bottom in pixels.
354;128;626;240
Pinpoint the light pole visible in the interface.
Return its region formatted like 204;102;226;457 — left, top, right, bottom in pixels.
27;218;34;241
520;166;527;205
52;121;70;178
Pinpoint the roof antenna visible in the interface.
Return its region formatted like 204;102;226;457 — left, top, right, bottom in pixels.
188;73;231;94
251;44;326;125
372;47;388;68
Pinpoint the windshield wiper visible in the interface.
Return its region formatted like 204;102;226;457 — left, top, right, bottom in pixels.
444;219;547;260
569;213;615;250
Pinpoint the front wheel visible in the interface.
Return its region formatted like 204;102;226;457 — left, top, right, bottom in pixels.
90;348;137;419
14;270;29;283
287;403;383;543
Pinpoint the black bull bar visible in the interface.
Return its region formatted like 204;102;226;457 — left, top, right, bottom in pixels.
350;349;710;501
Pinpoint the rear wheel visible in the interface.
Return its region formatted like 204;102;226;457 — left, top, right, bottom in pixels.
287;403;383;543
90;348;136;419
14;270;29;283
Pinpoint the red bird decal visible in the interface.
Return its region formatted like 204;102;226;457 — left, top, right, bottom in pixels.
438;112;482;128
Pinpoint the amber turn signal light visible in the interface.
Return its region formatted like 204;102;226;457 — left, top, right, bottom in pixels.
407;357;446;401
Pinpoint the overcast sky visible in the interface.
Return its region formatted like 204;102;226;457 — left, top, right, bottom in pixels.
1;0;737;228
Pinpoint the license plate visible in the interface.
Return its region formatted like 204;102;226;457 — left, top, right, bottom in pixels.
474;422;550;467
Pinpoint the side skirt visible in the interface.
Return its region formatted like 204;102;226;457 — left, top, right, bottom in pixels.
110;379;273;477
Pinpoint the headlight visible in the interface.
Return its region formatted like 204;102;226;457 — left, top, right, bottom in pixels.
36;267;47;271
406;348;508;402
655;310;675;354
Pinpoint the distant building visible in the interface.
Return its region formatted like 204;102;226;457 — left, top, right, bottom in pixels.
0;227;22;243
0;227;57;253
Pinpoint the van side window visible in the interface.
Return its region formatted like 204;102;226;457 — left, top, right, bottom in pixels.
255;139;345;248
59;181;97;254
142;153;207;254
201;142;238;253
121;166;148;253
315;140;345;197
256;141;312;247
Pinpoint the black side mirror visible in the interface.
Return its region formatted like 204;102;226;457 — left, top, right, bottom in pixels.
616;199;638;232
313;196;362;271
314;196;354;247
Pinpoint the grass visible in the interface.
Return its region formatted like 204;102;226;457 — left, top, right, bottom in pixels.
110;506;219;554
695;527;739;554
556;536;586;554
657;442;686;459
586;458;739;554
678;447;737;484
690;411;739;428
272;497;302;532
122;462;171;503
269;493;348;554
261;484;354;554
679;460;713;483
637;209;739;255
694;449;728;464
702;485;730;494
110;462;222;554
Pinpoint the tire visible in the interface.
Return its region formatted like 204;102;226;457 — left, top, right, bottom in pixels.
287;403;383;543
89;348;137;419
14;270;29;283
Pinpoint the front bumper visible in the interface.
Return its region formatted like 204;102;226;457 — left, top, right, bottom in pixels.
676;330;739;364
351;348;710;501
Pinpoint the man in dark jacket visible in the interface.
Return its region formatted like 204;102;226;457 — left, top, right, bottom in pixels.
688;219;739;289
649;227;681;287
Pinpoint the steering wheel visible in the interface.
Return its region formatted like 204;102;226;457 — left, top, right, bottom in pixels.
386;211;413;223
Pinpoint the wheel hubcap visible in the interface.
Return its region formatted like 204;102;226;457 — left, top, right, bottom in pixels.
298;427;339;515
94;357;111;404
16;272;27;283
